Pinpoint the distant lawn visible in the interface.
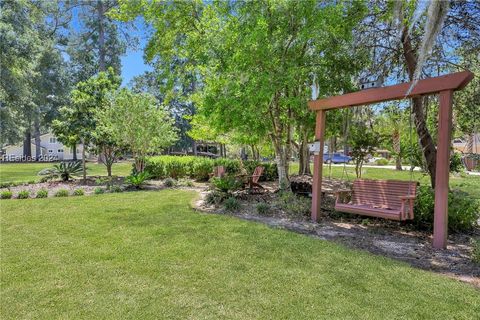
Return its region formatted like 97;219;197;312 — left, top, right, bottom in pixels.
0;161;132;184
290;163;480;199
1;190;479;319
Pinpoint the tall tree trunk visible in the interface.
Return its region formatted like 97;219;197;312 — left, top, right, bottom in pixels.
81;138;86;183
23;130;32;158
392;129;402;170
97;0;106;72
465;133;474;154
402;27;437;187
298;130;311;175
72;143;77;161
34;118;41;161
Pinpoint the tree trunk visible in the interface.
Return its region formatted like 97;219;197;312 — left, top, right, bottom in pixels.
81;138;86;183
72;143;77;161
465;133;474;154
393;130;402;170
402;27;437;187
97;0;106;72
298;131;311;175
23;130;32;158
34;118;41;161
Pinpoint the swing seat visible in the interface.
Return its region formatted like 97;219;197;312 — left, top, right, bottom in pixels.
334;179;417;221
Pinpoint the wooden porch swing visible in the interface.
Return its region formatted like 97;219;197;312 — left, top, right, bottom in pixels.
307;71;474;249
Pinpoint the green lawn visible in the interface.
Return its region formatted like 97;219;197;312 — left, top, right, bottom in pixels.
1;190;479;319
290;163;480;199
0;161;132;184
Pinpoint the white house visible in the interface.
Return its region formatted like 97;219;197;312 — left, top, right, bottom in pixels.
2;132;86;161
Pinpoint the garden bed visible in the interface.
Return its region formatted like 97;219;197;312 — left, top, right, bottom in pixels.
196;185;480;288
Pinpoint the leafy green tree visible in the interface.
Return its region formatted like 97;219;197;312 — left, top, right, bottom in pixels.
114;0;366;188
98;89;178;172
66;0;131;83
348;122;380;178
53;68;121;180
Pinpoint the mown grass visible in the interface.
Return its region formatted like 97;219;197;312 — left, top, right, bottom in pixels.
290;163;480;199
0;161;132;184
1;190;479;319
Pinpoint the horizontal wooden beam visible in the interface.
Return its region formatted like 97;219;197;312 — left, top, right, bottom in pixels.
308;71;474;111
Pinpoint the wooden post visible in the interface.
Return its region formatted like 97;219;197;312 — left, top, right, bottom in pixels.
311;110;326;222
433;90;453;249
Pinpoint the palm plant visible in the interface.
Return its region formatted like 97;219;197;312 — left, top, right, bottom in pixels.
39;161;83;182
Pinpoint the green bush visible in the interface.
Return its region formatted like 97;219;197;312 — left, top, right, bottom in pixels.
205;190;228;205
178;178;195;187
143;156;279;182
36;189;48;198
472;238;480;265
224;197;240;211
256;202;270;215
1;190;13;199
125;172;150;189
73;189;85;196
163;178;177;188
211;175;242;193
413;186;479;232
449;152;464;173
110;185;123;193
55;189;69;197
17;190;30;199
276;191;311;218
39;161;82;182
94;187;105;195
375;158;389;166
192;158;214;181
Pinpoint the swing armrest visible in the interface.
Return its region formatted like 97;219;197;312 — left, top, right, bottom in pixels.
399;195;416;200
335;189;351;194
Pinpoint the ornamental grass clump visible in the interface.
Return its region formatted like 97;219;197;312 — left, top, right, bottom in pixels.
17;190;30;199
1;190;13;199
36;189;48;198
55;189;69;197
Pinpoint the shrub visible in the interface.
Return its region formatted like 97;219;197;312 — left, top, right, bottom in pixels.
36;189;48;198
163;178;177;188
142;160;165;179
413;186;479;232
125;172;150;189
55;189;69;197
211;175;242;193
143;156;279;182
472;238;480;264
73;189;85;196
178;178;194;187
39;161;82;182
192;158;214;181
276;191;311;218
375;158;389;166
165;161;188;179
1;191;13;199
17;190;30;199
205;190;228;205
449;152;464;173
224;197;240;211
94;187;105;195
110;185;123;193
256;202;270;215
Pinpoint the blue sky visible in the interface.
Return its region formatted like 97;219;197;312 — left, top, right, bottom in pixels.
68;8;152;86
120;18;153;86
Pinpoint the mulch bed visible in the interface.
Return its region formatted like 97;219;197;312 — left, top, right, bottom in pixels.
195;182;480;288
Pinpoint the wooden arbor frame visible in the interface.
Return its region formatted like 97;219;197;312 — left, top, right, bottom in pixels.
307;71;474;249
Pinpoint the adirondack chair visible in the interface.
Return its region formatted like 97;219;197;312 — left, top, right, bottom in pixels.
334;179;417;221
247;166;265;192
210;166;226;178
